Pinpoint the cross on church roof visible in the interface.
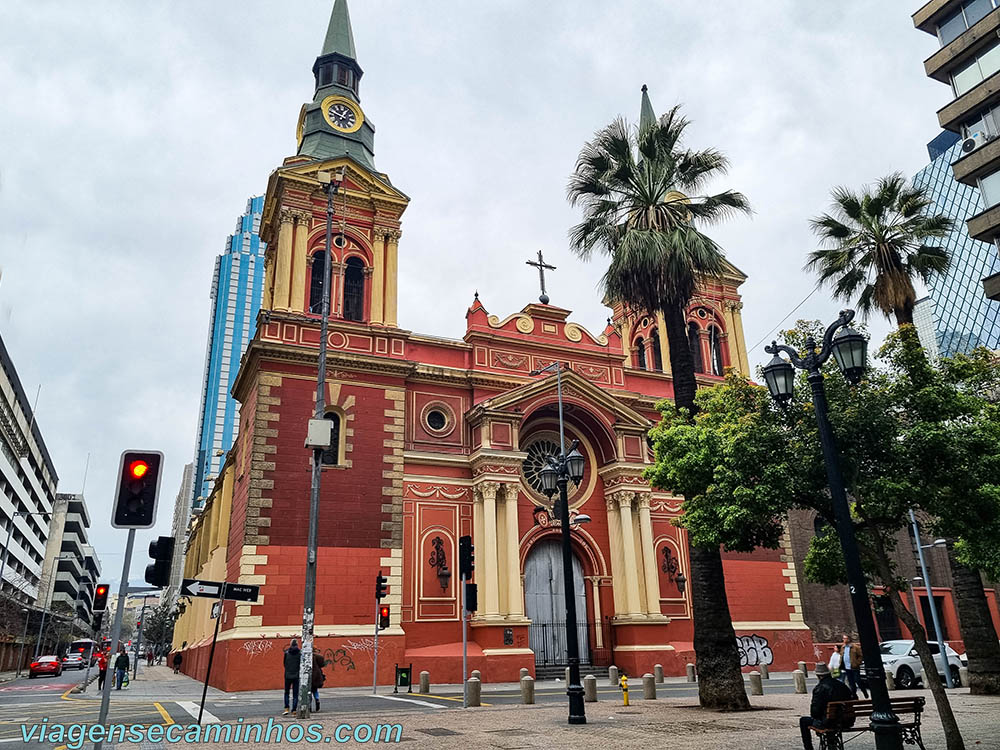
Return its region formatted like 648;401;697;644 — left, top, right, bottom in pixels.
526;250;556;305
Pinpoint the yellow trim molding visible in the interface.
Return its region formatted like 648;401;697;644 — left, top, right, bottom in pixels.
320;95;364;134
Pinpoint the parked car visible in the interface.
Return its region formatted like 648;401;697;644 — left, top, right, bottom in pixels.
879;640;962;688
28;656;63;678
61;653;84;670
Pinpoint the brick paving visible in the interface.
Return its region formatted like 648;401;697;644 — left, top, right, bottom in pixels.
183;689;1000;749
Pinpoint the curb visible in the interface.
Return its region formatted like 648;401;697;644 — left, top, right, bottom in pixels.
72;671;99;694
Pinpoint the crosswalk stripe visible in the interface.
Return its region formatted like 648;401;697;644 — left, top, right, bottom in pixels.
373;694;444;710
176;701;219;724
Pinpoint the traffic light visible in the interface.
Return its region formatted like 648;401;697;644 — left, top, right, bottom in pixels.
92;584;109;612
379;605;390;630
111;450;165;529
459;535;474;579
465;582;478;613
144;536;175;588
92;611;104;630
375;572;387;601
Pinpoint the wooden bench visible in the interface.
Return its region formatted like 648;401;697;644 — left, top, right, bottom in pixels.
811;696;926;749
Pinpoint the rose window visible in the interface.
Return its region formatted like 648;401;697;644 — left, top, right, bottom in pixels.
521;439;562;494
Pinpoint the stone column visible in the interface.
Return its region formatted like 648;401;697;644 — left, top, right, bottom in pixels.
654;312;671;374
503;484;523;618
636;495;660;615
273;209;294;312
262;249;276;310
605;497;625;616
588;577;603;647
290;212;310;312
384;230;400;326
473;486;485;613
480;482;501;618
617;492;643;616
370;232;385;325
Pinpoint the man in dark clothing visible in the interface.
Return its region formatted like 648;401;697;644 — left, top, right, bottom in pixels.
799;662;855;750
310;652;325;712
114;650;129;690
283;640;300;715
172;651;183;674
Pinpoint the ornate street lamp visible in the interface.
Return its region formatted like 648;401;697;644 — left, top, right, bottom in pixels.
764;310;900;750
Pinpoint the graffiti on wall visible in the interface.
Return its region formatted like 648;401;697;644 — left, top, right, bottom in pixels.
322;647;356;672
344;637;386;664
736;634;773;667
239;637;275;661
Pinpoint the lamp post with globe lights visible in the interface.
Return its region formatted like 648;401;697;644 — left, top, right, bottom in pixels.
763;309;902;750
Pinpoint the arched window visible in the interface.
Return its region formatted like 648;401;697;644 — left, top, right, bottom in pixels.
650;331;664;372
688;323;704;373
321;412;341;466
309;252;328;314
634;336;646;370
709;326;724;376
343;257;365;321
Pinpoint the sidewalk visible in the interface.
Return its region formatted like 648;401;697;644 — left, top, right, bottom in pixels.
79;664;227;700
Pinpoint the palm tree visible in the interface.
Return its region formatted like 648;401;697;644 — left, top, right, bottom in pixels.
567;87;751;710
806;174;952;326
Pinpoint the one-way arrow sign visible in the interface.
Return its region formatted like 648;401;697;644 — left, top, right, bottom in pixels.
182;578;223;598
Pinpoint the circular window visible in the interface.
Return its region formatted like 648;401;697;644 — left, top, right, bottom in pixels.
521;439;561;494
333;234;348;248
426;410;447;432
697;308;708;319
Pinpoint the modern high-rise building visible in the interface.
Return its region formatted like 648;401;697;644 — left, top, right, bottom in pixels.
914;297;942;363
911;132;1000;354
163;462;194;608
192;197;267;506
914;0;1000;302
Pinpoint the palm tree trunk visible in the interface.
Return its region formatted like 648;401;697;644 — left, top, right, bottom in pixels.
661;302;749;711
894;302;915;326
947;543;1000;694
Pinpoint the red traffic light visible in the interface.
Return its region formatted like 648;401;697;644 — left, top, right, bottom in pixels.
129;460;149;479
380;606;389;618
96;585;107;596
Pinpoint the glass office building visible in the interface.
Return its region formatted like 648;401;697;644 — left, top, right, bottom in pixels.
912;133;1000;356
192;196;267;506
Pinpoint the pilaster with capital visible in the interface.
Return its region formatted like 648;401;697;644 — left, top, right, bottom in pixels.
475;481;501;618
636;494;662;616
370;232;386;325
290;211;311;312
273;209;295;312
501;483;524;619
605;496;626;616
384;229;401;327
615;491;643;617
263;248;276;310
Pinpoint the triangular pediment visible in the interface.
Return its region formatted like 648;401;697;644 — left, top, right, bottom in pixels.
278;156;409;203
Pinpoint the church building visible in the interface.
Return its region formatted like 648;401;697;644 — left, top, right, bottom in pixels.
172;0;812;690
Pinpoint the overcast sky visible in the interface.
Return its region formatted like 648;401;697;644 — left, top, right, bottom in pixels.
0;1;950;588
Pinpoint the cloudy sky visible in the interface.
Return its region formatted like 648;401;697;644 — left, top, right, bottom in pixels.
0;1;950;587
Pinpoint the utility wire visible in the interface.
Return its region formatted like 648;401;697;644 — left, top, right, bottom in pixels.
748;283;821;354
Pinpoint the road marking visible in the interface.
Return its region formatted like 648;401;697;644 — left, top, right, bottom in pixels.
176;701;219;724
154;702;174;724
373;694;445;710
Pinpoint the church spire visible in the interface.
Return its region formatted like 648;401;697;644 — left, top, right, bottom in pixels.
321;0;357;60
639;84;656;131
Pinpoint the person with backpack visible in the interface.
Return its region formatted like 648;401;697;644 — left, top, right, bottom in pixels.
311;652;326;712
282;640;300;715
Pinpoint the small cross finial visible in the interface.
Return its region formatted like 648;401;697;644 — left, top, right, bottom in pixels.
526;250;556;305
641;84;647;93
474;290;479;300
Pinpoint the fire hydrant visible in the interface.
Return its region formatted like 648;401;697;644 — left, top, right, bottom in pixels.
619;673;629;706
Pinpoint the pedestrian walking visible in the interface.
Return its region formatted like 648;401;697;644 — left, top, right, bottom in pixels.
96;651;108;691
828;644;844;679
798;663;855;750
147;650;153;667
172;651;182;675
311;652;325;712
840;634;868;699
282;639;300;715
114;649;129;690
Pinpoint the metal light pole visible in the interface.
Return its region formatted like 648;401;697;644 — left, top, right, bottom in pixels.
15;607;29;677
763;310;902;750
530;362;587;725
297;167;345;719
909;511;952;688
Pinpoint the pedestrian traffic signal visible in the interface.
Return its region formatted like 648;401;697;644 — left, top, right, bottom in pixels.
459;535;474;579
92;583;109;612
465;582;478;613
111;450;165;529
375;572;387;601
144;536;175;588
379;605;390;630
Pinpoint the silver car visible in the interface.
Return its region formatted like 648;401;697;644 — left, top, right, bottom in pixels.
879;639;962;688
61;653;85;670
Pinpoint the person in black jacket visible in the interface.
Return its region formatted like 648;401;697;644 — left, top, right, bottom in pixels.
799;662;855;750
114;649;129;690
282;640;300;715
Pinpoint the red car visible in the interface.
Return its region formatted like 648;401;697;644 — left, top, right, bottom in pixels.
28;656;63;678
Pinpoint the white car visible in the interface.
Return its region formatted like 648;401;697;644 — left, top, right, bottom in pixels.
879;640;962;689
61;653;85;670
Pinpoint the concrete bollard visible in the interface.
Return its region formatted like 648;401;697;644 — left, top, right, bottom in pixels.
471;669;481;682
565;667;571;684
920;669;930;688
418;670;430;694
793;669;807;694
519;667;530;681
886;672;896;691
749;671;763;696
467;677;481;707
959;667;969;688
520;676;535;704
797;661;808;677
759;663;769;680
642;673;656;700
583;674;597;702
686;663;696;682
654;664;664;684
608;665;619;686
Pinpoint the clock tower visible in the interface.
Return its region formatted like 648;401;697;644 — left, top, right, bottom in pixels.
297;0;377;169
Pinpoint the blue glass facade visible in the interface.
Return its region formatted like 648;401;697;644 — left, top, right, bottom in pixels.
192;196;267;506
912;135;1000;356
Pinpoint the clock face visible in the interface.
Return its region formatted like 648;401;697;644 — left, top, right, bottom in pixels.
328;102;357;131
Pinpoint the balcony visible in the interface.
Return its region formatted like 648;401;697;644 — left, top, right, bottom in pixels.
925;9;1000;82
984;270;1000;300
938;68;1000;131
966;202;1000;240
952;136;1000;184
915;0;964;33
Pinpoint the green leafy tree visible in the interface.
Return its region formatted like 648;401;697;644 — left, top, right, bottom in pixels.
806;174;951;326
568;88;751;711
647;323;1000;750
141;601;176;656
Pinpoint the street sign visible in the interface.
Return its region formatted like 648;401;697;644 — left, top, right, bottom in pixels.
224;583;260;602
182;578;223;598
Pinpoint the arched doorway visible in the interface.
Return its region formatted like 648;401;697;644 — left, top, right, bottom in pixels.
524;539;589;666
